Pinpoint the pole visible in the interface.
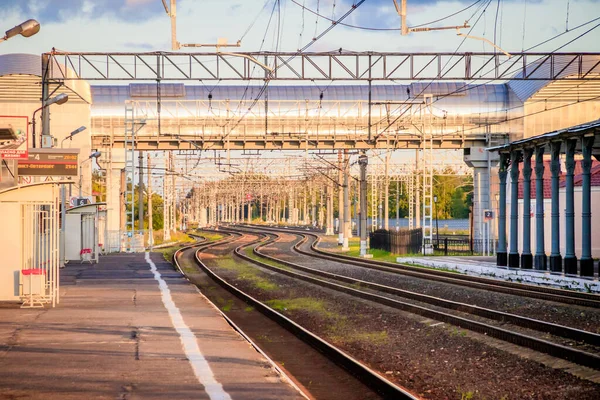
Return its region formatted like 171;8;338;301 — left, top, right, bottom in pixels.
147;153;153;248
359;153;368;257
338;150;344;244
78;164;83;198
384;150;390;230
138;151;144;234
343;150;350;250
60;184;66;267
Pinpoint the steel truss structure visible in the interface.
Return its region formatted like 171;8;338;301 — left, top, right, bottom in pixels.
43;51;600;81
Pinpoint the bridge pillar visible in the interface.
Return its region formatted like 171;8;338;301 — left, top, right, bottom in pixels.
534;146;547;270
549;141;562;273
564;139;578;275
521;148;533;269
509;151;521;268
580;136;595;276
465;146;498;254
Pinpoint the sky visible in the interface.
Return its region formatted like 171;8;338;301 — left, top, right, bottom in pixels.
0;0;599;56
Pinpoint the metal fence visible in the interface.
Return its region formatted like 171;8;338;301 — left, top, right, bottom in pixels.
370;229;497;256
370;229;422;254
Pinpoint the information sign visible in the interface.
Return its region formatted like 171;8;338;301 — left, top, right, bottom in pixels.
18;149;79;176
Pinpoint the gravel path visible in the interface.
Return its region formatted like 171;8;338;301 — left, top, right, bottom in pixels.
200;233;600;399
259;232;600;335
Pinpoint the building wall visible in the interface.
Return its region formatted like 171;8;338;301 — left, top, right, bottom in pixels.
0;75;92;195
523;100;600;138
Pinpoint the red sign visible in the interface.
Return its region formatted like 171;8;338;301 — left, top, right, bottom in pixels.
246;193;252;201
0;115;29;160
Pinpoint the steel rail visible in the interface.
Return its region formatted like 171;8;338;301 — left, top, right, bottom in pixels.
230;230;600;370
189;230;417;399
246;231;600;346
239;225;600;308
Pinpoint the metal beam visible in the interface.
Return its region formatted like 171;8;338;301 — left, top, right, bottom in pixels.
44;51;600;81
93;133;498;151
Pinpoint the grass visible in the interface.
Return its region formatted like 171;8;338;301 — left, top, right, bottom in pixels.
216;257;279;291
196;231;225;242
243;246;291;270
265;298;332;316
329;316;389;345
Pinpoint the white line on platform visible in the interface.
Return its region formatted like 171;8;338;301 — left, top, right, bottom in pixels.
145;252;232;400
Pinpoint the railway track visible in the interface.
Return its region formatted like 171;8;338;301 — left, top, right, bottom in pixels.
172;231;417;400
223;226;600;371
242;224;600;308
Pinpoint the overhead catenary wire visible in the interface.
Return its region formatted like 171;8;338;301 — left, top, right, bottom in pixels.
371;13;600;139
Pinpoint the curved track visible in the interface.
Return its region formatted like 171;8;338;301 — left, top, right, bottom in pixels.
246;225;600;308
225;226;600;371
172;231;417;400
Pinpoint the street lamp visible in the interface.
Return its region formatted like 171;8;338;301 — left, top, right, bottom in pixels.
31;93;69;148
60;126;86;148
1;19;40;43
433;195;439;246
79;151;101;198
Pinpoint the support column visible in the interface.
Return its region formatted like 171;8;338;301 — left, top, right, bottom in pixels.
138;151;144;233
326;180;334;235
549;141;562;272
564;139;577;275
343;150;350;251
509;151;521;268
521;148;533;269
338;150;344;244
497;153;509;266
359;153;368;257
580;136;595;276
384;151;390;230
534;146;547;270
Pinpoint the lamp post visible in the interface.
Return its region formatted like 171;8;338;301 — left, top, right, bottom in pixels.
79;151;101;198
0;19;40;43
434;195;439;247
60;126;86;148
31;93;68;148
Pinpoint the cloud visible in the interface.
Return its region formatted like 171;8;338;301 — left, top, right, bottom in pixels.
7;0;168;23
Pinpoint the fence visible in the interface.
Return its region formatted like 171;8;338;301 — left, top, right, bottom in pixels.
370;229;497;256
370;229;422;254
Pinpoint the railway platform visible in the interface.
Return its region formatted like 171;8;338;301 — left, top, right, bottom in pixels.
0;253;303;400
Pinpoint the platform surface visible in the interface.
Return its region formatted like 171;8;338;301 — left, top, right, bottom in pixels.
0;253;303;400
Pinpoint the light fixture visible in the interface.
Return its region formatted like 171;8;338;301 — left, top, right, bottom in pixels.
1;19;40;42
61;126;87;147
46;93;69;106
32;93;69;148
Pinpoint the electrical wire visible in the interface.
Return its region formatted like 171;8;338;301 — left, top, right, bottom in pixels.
238;0;272;42
371;12;600;138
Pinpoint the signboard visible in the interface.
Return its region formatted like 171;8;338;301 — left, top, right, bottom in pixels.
484;210;494;221
18;149;79;176
0;116;28;160
70;197;92;207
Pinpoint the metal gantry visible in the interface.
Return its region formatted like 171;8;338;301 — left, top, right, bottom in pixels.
43;51;600;81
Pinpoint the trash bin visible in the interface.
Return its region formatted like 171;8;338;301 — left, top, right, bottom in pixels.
21;268;46;308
